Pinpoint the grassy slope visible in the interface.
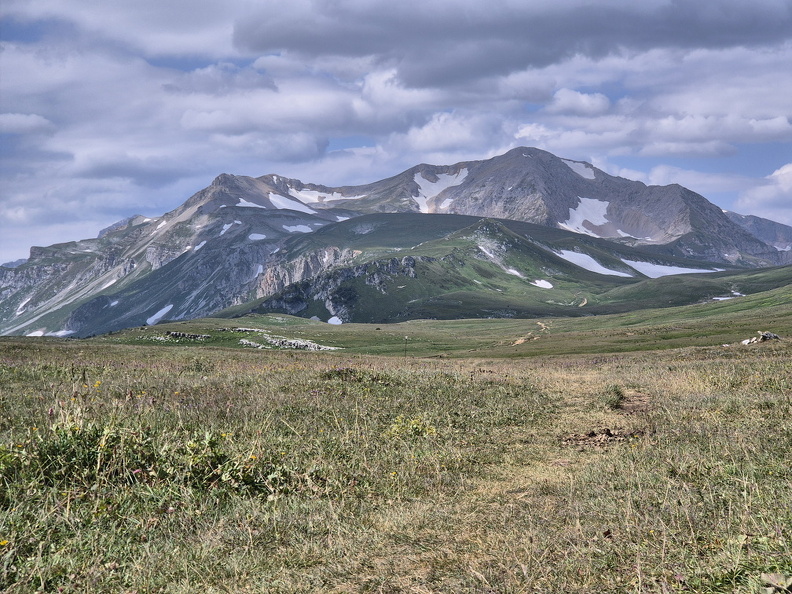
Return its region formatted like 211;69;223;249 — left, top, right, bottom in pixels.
2;284;791;591
97;279;792;358
1;331;790;592
233;213;789;324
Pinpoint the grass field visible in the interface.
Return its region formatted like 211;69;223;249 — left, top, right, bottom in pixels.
1;298;791;592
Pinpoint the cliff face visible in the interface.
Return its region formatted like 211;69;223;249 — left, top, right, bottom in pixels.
254;247;357;300
258;256;424;322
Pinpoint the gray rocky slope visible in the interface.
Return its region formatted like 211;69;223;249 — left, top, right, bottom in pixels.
1;146;788;337
723;211;792;253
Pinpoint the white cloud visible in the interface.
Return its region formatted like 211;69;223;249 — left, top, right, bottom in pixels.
546;89;610;115
0;113;54;134
736;164;792;224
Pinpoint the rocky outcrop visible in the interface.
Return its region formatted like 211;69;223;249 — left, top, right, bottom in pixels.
741;331;781;345
145;245;184;270
259;255;428;321
255;247;356;299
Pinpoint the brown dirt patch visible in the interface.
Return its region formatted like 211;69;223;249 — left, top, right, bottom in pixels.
619;390;653;415
562;427;645;450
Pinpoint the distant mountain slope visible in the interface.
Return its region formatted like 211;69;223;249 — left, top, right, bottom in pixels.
224;213;782;325
256;147;783;266
724;211;792;253
1;147;789;338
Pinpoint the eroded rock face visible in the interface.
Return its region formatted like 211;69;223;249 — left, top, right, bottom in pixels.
258;256;427;322
255;247;355;299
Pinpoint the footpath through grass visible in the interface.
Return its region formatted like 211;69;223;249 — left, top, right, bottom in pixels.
1;337;790;592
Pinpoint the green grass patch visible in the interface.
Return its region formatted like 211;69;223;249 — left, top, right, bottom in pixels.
1;309;790;591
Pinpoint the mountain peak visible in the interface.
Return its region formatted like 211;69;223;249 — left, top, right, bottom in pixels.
2;146;788;338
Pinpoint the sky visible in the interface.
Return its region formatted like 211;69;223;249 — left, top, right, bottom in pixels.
1;0;791;263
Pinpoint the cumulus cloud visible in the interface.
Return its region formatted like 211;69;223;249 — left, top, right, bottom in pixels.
1;0;791;261
736;164;792;224
545;89;610;115
0;113;54;134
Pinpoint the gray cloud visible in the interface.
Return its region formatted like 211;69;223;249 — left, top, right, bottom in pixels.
163;63;277;95
233;0;792;87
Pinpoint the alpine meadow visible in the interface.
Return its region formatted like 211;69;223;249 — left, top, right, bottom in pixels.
1;279;791;591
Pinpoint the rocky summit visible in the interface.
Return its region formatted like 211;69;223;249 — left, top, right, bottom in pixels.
2;147;791;337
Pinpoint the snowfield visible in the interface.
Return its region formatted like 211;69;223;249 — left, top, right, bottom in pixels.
621;259;719;278
478;244;497;259
531;280;554;289
283;225;312;233
562;159;596;180
219;222;240;236
559;197;610;237
248;234;267;241
237;198;265;209
555;250;633;277
288;187;365;203
414;169;469;213
146;304;173;326
268;193;316;214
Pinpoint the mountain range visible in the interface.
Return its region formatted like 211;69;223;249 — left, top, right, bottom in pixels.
2;147;791;337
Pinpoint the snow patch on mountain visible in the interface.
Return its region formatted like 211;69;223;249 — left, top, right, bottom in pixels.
194;241;207;251
47;330;75;337
288;187;365;203
559;198;610;236
146;304;173;325
621;259;720;278
327;316;343;325
249;233;267;241
478;243;528;279
268;193;316;214
283;225;312;233
15;297;31;315
237;198;266;209
414;169;469;212
562;159;596;180
219;221;241;236
711;291;745;302
555;250;633;277
478;244;496;259
531;280;553;288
